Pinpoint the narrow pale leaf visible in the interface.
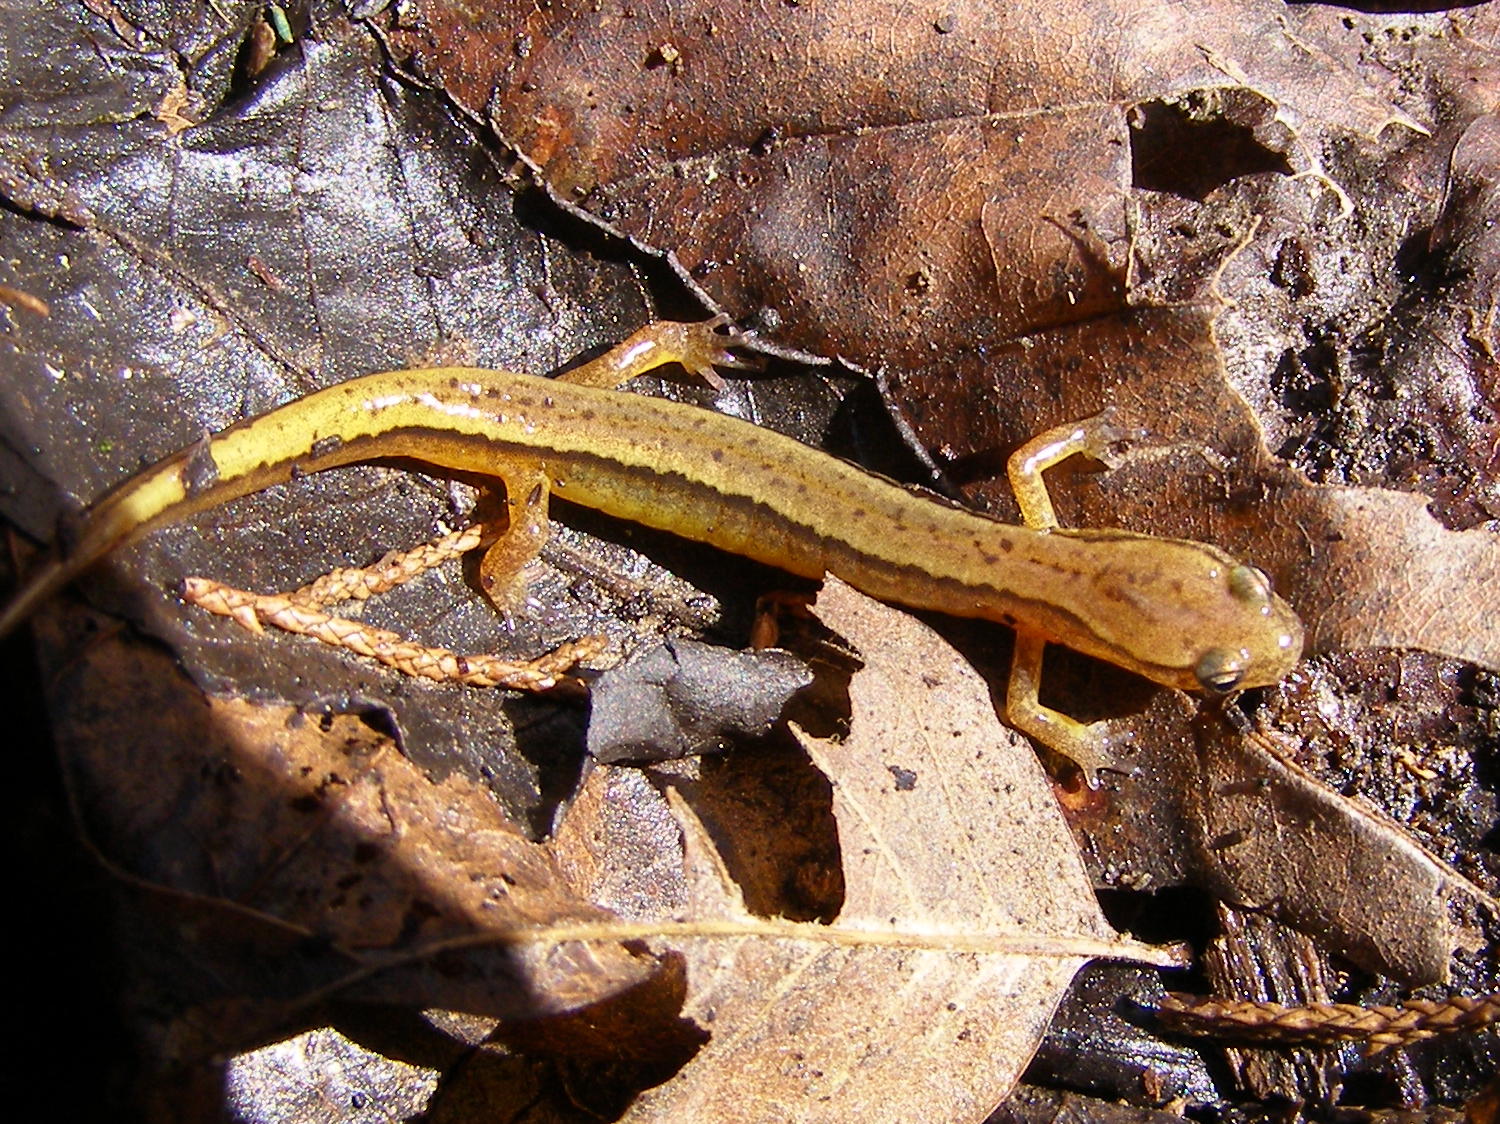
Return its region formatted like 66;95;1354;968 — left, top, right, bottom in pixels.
624;579;1173;1123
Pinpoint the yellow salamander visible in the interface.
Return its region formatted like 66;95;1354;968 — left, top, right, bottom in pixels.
0;319;1302;779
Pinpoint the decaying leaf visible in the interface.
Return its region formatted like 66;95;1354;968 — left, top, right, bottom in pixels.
36;581;1180;1117
37;605;678;1060
890;301;1500;686
586;637;812;763
385;0;1419;367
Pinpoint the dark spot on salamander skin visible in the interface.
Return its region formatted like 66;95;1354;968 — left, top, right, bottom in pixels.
1001;612;1016;626
999;538;1014;553
181;434;220;497
579;408;595;422
711;449;724;462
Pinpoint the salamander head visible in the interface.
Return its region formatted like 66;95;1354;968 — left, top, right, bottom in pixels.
1185;561;1303;694
1059;534;1303;695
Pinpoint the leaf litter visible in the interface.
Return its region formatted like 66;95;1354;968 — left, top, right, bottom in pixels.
41;575;1177;1120
3;0;1499;1114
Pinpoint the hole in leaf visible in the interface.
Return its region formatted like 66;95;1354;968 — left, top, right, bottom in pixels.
1130;93;1293;202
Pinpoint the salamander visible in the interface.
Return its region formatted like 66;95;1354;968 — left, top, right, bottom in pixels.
0;318;1303;780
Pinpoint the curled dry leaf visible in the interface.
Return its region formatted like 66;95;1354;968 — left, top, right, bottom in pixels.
585;579;1181;1124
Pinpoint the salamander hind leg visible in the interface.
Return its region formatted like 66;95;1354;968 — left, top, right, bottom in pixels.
477;461;553;612
1005;630;1132;787
181;454;597;690
559;316;758;391
1005;409;1143;530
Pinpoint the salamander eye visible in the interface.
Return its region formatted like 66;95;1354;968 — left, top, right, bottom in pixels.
1195;648;1248;694
1228;564;1272;605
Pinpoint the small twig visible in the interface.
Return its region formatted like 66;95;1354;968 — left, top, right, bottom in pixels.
289;522;502;607
184;576;602;690
1158;991;1500;1053
181;517;603;690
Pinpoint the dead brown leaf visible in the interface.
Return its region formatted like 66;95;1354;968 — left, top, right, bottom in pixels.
384;0;1417;365
1265;485;1500;670
1183;717;1495;987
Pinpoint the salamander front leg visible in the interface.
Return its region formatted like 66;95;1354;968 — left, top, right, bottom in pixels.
1005;630;1126;788
1005;409;1139;530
